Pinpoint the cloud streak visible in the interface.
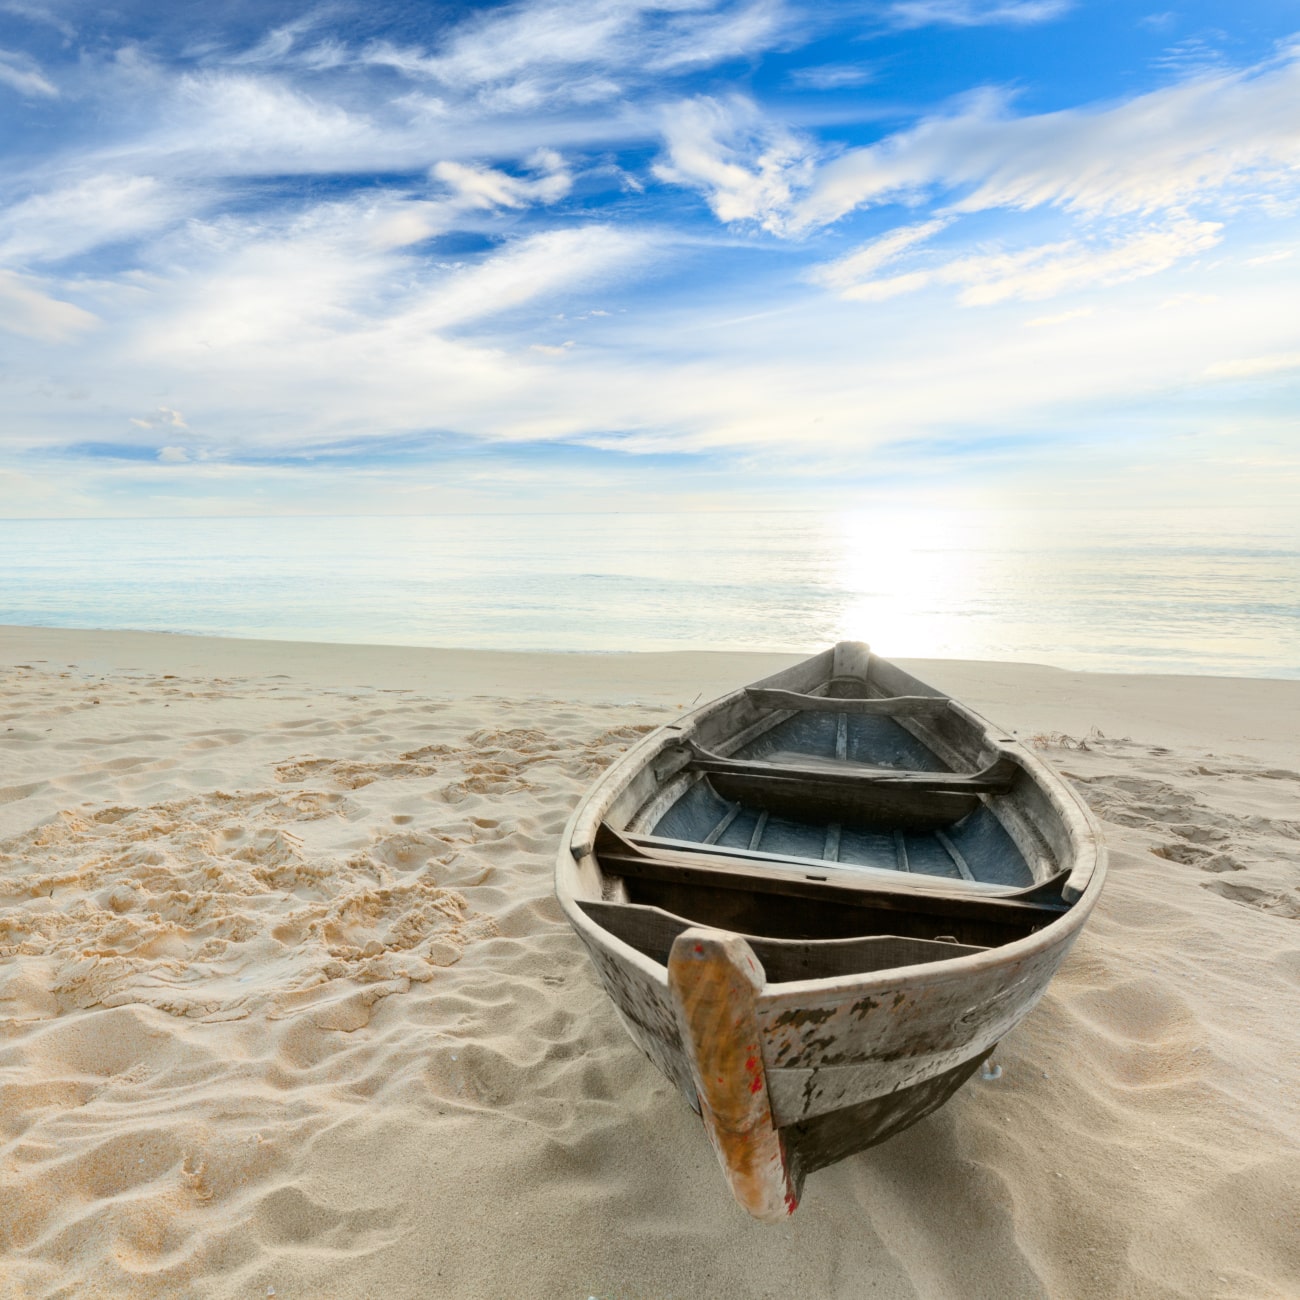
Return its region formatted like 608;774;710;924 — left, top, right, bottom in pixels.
0;45;56;96
887;0;1071;29
0;269;97;340
793;51;1300;229
817;215;1223;305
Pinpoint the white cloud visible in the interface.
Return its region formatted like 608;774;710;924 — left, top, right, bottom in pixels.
811;218;951;290
1025;306;1094;328
0;269;97;340
788;64;874;90
359;0;786;112
159;72;379;172
0;175;204;264
793;52;1300;229
653;95;813;232
0;46;57;97
157;445;190;463
0;2;76;38
63;57;655;188
225;14;326;66
62;202;661;454
646;0;785;72
131;407;189;430
820;215;1223;305
888;0;1070;28
432;151;571;210
401;225;651;331
1204;351;1300;380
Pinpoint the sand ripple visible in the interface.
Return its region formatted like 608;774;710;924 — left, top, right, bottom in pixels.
1;654;1297;1298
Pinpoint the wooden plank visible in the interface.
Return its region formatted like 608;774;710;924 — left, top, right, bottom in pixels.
594;825;1069;923
893;829;910;873
683;742;1019;795
703;770;983;833
935;829;975;882
748;810;769;852
746;688;951;716
627;832;1040;899
703;802;741;845
579;899;986;980
667;928;799;1221
619;877;1042;950
757;933;1075;1081
823;822;842;863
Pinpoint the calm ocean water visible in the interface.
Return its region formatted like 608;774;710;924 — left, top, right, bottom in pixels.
1;509;1296;677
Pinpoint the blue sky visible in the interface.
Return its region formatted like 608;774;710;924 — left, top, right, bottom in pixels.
1;0;1297;515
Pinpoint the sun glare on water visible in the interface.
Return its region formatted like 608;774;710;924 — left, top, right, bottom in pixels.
826;509;994;659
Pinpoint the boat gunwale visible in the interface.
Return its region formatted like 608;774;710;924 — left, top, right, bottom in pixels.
556;648;1107;999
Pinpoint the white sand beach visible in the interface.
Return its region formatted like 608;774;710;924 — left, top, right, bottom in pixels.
1;625;1297;1299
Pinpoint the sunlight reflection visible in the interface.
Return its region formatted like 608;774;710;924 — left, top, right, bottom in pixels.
828;509;990;658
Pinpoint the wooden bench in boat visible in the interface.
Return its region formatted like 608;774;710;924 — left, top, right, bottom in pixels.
745;687;953;716
578;898;988;981
594;823;1068;919
678;740;1020;794
661;742;1020;832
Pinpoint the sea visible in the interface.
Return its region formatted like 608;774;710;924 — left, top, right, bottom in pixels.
1;508;1296;678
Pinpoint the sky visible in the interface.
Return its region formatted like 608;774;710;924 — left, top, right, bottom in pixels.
0;0;1297;516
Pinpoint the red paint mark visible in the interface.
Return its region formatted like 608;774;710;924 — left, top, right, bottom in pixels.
693;944;703;954
745;1056;757;1072
785;1192;798;1215
749;1077;763;1094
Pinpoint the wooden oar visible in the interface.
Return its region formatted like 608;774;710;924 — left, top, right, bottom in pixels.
667;927;799;1221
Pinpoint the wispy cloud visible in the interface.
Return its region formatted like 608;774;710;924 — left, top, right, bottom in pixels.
0;268;97;340
356;0;788;112
793;51;1300;229
1204;351;1300;380
0;1;76;39
811;218;952;290
0;175;205;264
131;407;189;431
787;63;874;90
432;151;572;210
817;215;1223;305
1025;306;1094;327
0;45;57;96
887;0;1071;29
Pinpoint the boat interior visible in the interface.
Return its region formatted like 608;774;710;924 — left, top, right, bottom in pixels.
575;653;1077;978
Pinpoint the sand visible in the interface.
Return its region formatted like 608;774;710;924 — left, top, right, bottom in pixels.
0;626;1297;1300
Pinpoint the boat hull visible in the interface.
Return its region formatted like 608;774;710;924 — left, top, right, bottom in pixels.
556;643;1105;1218
571;896;1090;1138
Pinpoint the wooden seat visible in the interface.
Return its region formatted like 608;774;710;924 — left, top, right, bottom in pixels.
745;687;953;716
594;823;1068;922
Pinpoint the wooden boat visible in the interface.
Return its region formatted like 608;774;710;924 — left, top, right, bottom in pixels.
555;642;1106;1220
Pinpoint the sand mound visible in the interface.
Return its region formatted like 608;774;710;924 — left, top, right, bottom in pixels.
1;639;1297;1298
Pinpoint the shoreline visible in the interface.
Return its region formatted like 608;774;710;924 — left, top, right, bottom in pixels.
1;624;1297;1297
4;620;1298;686
4;623;1297;762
